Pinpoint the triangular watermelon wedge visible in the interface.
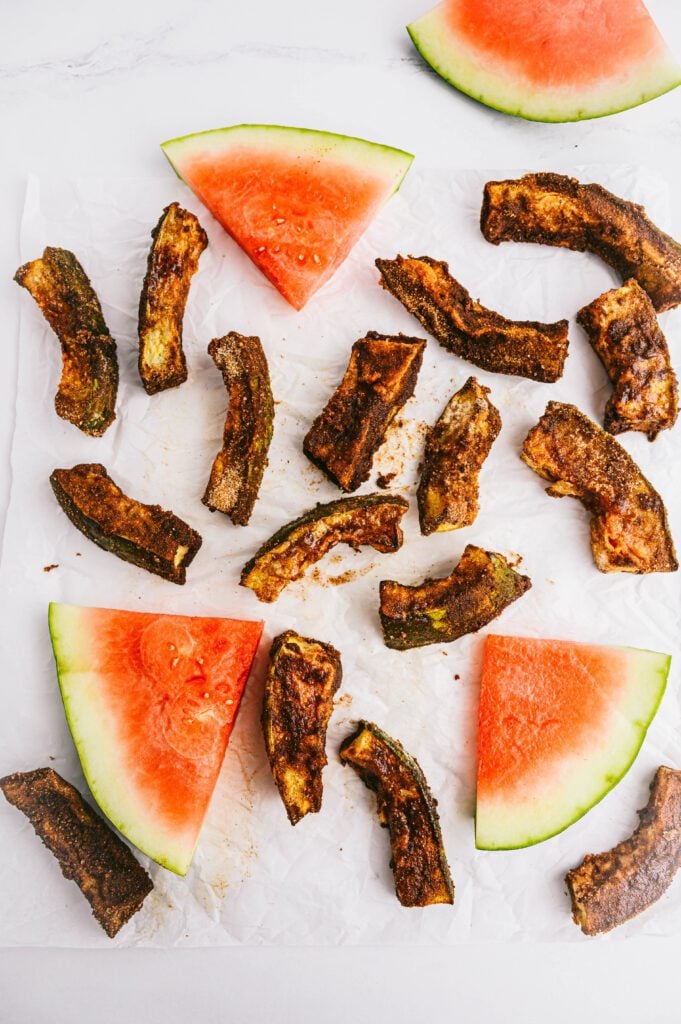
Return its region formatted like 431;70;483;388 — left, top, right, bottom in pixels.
49;603;263;875
161;124;413;310
476;635;670;850
408;0;681;123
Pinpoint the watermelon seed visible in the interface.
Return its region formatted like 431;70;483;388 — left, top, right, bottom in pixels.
256;246;266;253
297;254;305;262
275;217;286;224
313;254;321;264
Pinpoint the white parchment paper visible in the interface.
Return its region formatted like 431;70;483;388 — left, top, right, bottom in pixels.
0;166;680;946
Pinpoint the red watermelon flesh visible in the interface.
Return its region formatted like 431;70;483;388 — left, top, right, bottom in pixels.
476;634;670;849
49;603;263;874
161;125;413;310
408;0;681;122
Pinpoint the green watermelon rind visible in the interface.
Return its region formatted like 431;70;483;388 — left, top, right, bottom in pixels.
50;603;211;876
475;646;671;851
407;6;681;124
161;123;414;197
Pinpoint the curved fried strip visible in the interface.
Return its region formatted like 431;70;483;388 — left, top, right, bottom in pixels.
566;766;681;936
202;333;274;525
138;202;207;394
481;173;681;312
240;493;408;603
14;247;118;436
376;255;568;382
262;631;342;825
418;376;501;534
339;721;454;907
577;279;678;441
521;402;677;574
304;331;425;492
50;463;202;584
0;768;152;938
379;544;530;651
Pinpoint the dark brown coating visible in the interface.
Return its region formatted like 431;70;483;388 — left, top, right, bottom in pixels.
521;402;677;574
138;202;207;394
376;255;568;382
14;247;118;436
240;493;409;603
417;376;501;534
566;766;681;936
202;333;274;525
50;463;202;584
339;721;454;907
303;331;426;492
379;544;531;650
262;630;342;825
577;279;678;440
0;768;152;938
481;173;681;312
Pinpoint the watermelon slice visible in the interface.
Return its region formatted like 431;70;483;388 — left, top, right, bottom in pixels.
161;125;413;310
49;603;263;875
408;0;681;123
476;635;670;850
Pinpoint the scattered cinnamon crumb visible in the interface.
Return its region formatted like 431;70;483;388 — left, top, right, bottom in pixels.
43;564;59;573
336;692;353;708
454;674;460;681
506;551;523;568
376;471;397;489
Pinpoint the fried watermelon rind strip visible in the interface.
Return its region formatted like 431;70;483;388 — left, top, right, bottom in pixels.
577;279;679;441
262;630;342;825
0;768;153;938
521;402;678;574
303;331;426;492
481;173;681;312
417;376;501;535
240;493;409;603
202;333;274;525
379;544;531;651
566;766;681;936
339;721;455;907
138;202;207;394
14;247;118;436
376;255;569;382
50;463;202;584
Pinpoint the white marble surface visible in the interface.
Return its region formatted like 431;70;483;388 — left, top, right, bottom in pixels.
2;1;681;1020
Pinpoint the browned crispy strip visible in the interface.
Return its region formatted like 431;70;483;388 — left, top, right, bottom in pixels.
566;766;681;936
0;768;152;938
50;463;202;584
521;402;677;574
241;493;408;603
376;255;568;382
202;333;274;525
379;544;531;650
14;247;118;436
577;279;678;441
418;377;501;534
481;173;681;312
303;332;425;492
262;630;342;824
138;202;207;394
339;721;454;907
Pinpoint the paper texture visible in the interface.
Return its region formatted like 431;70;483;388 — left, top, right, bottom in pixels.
1;166;679;946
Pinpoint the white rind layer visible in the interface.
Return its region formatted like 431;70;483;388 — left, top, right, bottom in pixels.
408;3;681;123
475;647;671;850
161;124;414;197
49;602;199;876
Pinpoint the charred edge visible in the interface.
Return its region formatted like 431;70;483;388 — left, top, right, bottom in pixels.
0;767;153;938
202;333;274;526
49;464;202;584
379;544;531;650
14;247;118;436
339;720;454;907
480;173;681;313
262;630;343;825
376;255;568;383
303;331;426;493
138;203;208;395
